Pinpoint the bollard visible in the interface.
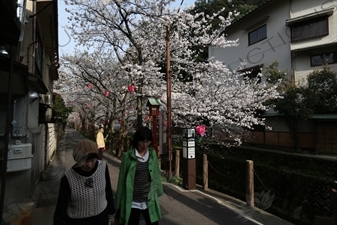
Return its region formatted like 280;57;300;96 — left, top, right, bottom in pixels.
246;160;254;207
175;150;180;178
203;154;208;190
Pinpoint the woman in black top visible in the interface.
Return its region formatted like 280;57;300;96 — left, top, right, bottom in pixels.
53;139;115;225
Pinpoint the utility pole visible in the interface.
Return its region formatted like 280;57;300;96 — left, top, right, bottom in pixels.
166;26;172;178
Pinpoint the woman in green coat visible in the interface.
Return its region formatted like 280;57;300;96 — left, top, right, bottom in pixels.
115;126;164;225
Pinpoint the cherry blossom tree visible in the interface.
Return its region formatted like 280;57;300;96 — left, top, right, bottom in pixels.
56;0;280;148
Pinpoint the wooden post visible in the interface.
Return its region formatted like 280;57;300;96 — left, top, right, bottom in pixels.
203;154;208;190
166;26;172;178
175;150;180;177
153;115;158;157
332;188;337;224
246;160;254;207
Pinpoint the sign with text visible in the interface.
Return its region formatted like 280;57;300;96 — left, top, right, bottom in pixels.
182;128;195;159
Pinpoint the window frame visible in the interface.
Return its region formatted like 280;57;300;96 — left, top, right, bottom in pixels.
248;25;267;46
310;52;337;67
291;16;329;42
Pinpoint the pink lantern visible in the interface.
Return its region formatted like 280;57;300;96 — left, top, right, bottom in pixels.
87;83;92;89
128;84;135;94
104;90;109;97
196;125;206;137
87;103;92;107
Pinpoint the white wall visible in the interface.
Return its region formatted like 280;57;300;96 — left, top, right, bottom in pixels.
290;0;337;84
290;0;337;51
209;0;292;75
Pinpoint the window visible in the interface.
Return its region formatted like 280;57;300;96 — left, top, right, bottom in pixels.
291;17;328;41
311;52;337;67
248;25;267;45
240;65;263;83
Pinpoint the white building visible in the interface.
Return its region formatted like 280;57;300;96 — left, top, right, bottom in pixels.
209;0;337;153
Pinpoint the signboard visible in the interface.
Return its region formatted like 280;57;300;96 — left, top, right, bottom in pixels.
182;128;195;159
183;128;195;138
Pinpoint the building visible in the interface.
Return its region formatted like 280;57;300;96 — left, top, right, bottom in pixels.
0;0;59;220
209;0;337;153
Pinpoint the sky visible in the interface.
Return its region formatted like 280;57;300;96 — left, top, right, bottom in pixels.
57;0;196;58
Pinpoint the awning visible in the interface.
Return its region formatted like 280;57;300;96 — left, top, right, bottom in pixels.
0;56;48;95
28;74;48;94
286;8;334;26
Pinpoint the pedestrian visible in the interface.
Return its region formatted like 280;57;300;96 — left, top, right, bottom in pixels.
96;126;106;160
115;126;163;225
53;139;115;225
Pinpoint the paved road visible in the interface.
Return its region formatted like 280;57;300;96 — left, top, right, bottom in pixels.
22;128;293;225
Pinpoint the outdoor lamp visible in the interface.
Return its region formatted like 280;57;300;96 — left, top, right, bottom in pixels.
147;98;161;116
29;91;39;104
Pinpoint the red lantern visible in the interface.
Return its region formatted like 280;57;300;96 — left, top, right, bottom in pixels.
104;90;109;97
87;83;92;89
128;84;135;94
196;125;206;137
145;115;150;121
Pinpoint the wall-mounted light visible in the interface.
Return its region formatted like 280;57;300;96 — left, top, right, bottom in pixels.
0;46;8;55
29;91;39;104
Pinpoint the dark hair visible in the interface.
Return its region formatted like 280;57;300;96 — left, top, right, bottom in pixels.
132;126;153;148
86;153;98;161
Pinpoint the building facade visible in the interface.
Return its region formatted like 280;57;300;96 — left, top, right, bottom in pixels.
209;0;337;153
0;0;60;220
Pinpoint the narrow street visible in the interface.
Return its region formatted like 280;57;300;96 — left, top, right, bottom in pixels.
24;128;293;225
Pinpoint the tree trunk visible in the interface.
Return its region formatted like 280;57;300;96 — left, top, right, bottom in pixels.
285;117;301;152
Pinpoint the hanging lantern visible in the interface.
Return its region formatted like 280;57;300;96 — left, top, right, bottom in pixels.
145;115;150;121
196;125;206;143
196;125;206;137
87;83;92;89
128;84;135;94
104;90;109;97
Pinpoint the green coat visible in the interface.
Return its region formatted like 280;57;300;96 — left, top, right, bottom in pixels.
115;147;163;225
